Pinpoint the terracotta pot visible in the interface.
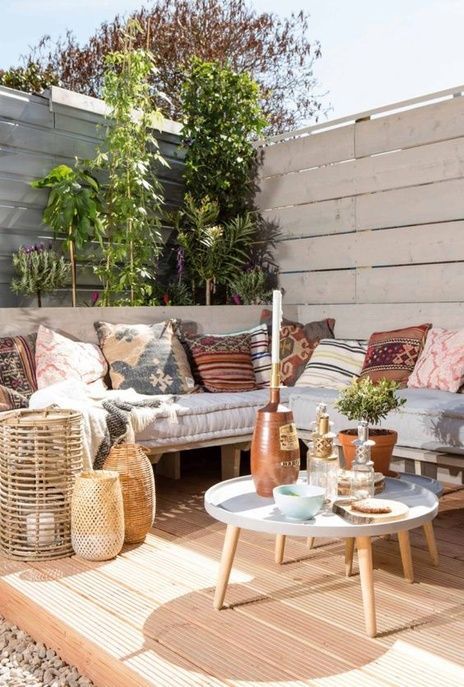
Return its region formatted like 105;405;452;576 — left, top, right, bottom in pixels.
338;429;398;476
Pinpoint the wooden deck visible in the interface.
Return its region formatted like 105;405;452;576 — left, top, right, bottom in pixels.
1;462;464;686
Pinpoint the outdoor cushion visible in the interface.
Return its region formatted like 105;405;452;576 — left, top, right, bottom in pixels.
296;338;367;390
181;332;256;392
261;309;335;386
0;334;37;399
290;386;464;456
35;325;108;390
95;320;195;395
0;384;29;411
360;323;431;387
408;327;464;393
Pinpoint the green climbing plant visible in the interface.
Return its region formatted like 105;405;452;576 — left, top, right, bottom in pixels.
93;21;166;306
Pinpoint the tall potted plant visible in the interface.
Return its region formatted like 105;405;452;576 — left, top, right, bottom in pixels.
335;378;407;475
31;165;102;307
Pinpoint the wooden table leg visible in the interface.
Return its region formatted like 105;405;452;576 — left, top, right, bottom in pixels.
345;538;355;577
422;521;439;567
275;534;286;564
356;536;377;638
307;537;315;549
213;525;241;610
398;530;414;583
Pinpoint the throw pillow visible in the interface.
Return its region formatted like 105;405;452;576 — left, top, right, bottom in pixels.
36;325;108;389
0;334;37;398
296;339;368;390
0;385;29;411
95;320;195;395
182;332;256;392
211;324;271;389
261;310;335;386
408;327;464;392
360;323;431;387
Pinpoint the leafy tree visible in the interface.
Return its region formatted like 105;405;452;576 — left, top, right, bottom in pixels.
15;0;323;134
182;57;266;221
0;59;57;93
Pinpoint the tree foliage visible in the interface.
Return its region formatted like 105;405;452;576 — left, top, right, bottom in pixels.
11;244;70;308
182;57;266;221
12;0;322;134
0;58;57;93
335;378;407;427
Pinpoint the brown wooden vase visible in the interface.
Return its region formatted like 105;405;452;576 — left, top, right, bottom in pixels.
251;387;300;497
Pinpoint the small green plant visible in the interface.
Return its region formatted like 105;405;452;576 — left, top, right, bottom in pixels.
174;195;256;305
93;20;166;306
31;164;102;307
181;58;267;221
11;244;70;307
229;267;272;305
335;377;406;427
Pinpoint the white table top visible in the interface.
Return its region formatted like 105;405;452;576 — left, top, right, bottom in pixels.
204;474;439;538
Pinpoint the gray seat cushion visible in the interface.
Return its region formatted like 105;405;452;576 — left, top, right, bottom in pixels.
289;387;464;455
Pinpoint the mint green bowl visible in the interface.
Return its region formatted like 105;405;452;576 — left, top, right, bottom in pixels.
273;484;325;520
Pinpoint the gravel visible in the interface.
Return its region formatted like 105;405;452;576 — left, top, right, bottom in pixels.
0;618;94;687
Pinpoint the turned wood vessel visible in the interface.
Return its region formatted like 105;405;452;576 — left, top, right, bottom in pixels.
251;387;300;497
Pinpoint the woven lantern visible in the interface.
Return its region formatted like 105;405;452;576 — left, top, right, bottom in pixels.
0;409;83;561
71;470;124;561
104;443;156;544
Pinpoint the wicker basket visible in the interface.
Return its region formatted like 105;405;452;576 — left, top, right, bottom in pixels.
0;409;83;561
104;443;156;544
71;470;124;561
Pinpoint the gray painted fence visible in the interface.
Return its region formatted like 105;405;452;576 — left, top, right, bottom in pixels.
0;85;184;307
256;84;464;336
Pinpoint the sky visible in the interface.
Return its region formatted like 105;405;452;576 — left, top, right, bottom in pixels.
1;0;463;121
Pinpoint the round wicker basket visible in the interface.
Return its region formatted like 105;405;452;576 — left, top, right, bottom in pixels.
0;408;83;561
104;443;156;544
71;470;124;561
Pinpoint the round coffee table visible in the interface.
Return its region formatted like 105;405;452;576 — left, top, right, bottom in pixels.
204;475;439;637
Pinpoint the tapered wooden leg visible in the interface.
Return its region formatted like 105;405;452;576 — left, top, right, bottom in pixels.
356;536;377;638
345;538;355;577
307;537;315;549
398;529;414;583
213;525;241;610
275;534;286;564
423;521;439;567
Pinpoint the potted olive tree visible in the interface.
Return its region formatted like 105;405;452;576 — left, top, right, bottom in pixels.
335;377;407;475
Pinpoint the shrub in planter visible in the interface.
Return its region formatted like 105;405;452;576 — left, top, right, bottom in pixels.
335;377;406;474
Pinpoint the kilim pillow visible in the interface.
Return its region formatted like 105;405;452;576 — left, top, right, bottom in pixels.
0;334;37;399
408;328;464;393
211;324;271;389
95;320;195;395
0;385;29;411
360;323;431;388
36;325;108;389
181;332;256;392
261;310;335;386
296;339;368;390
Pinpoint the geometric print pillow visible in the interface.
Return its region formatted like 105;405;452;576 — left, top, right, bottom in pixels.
408;328;464;392
296;338;368;390
0;333;37;399
95;320;195;395
360;323;431;388
0;384;29;411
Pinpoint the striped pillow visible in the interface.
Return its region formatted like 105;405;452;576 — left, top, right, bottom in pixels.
182;333;256;392
228;324;271;388
296;339;368;390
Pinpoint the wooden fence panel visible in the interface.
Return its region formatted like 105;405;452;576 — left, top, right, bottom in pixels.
0;86;184;306
257;86;464;328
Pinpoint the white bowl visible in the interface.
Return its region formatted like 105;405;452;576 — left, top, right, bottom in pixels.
273;483;325;520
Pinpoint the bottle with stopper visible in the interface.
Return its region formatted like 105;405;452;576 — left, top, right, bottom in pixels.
307;403;339;504
350;421;375;500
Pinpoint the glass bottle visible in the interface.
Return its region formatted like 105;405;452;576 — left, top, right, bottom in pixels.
307;403;339;504
350;421;375;500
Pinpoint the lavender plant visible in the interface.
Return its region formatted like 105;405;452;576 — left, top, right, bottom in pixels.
11;244;70;307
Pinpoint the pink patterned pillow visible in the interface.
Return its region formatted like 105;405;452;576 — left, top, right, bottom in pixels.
36;325;108;389
408;328;464;392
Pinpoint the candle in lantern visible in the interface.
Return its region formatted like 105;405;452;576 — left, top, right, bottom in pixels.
26;511;55;547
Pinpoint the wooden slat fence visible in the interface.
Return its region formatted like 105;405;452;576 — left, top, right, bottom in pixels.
0;85;184;306
256;85;464;336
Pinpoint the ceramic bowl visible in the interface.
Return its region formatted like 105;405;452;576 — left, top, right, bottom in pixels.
273;483;325;520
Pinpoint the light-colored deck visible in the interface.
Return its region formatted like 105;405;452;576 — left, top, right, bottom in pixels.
1;470;464;687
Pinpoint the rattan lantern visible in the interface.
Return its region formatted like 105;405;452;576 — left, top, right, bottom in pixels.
0;409;83;560
104;443;156;544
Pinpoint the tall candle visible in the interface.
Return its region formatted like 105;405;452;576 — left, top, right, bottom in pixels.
271;289;282;365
